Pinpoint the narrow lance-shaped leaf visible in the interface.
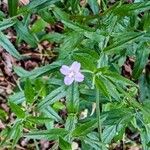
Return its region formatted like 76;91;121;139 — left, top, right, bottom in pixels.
113;1;150;16
132;44;149;79
72;120;97;137
38;86;66;109
41;106;63;122
9;102;25;119
66;82;79;113
8;0;19;16
87;0;99;15
14;60;63;79
19;0;60;13
15;21;37;47
104;32;144;54
0;19;15;31
24;78;35;104
95;76;110;98
26;116;53;124
24;128;68;140
59;137;72;150
0;32;22;59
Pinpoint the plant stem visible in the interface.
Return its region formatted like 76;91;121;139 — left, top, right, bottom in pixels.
96;89;102;143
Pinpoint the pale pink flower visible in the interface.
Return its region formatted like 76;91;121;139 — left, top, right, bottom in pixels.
60;61;84;85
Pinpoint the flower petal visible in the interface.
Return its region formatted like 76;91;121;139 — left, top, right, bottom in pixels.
70;61;81;73
60;65;70;75
64;76;74;85
75;72;84;82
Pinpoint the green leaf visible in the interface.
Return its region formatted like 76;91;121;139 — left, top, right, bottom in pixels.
102;124;124;144
132;44;149;79
38;8;55;24
53;101;65;111
113;2;150;16
87;0;99;14
140;125;150;150
82;132;107;150
139;75;150;102
15;21;37;47
24;78;35;103
72;120;97;137
59;137;72;150
65;114;77;133
14;60;62;79
104;32;144;54
9;102;25;119
59;32;83;59
12;122;23;147
52;6;70;21
38;86;66;109
95;76;109;97
24;128;68;140
0;32;22;59
103;70;137;87
62;20;93;32
66;82;79;113
0;120;22;148
31;18;47;33
143;12;150;32
0;19;15;31
73;53;96;71
0;109;7;121
42;106;63;122
41;32;65;43
8;91;25;104
19;0;60;13
27;116;52;124
8;0;19;16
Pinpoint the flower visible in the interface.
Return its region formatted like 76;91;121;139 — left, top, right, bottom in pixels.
60;61;84;85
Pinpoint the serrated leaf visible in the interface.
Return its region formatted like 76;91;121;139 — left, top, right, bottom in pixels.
15;21;37;47
62;20;93;32
102;124;124;144
104;32;144;54
14;60;63;79
72;120;97;137
27;116;52;124
113;2;150;16
38;86;66;109
0;120;22;147
19;0;60;13
52;6;70;21
8;91;25;104
0;19;15;31
24;128;68;140
65;115;77;132
42;106;63;122
0;32;22;59
132;45;149;79
38;8;55;24
103;71;137;87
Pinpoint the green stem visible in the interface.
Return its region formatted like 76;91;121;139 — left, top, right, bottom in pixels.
96;89;102;143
